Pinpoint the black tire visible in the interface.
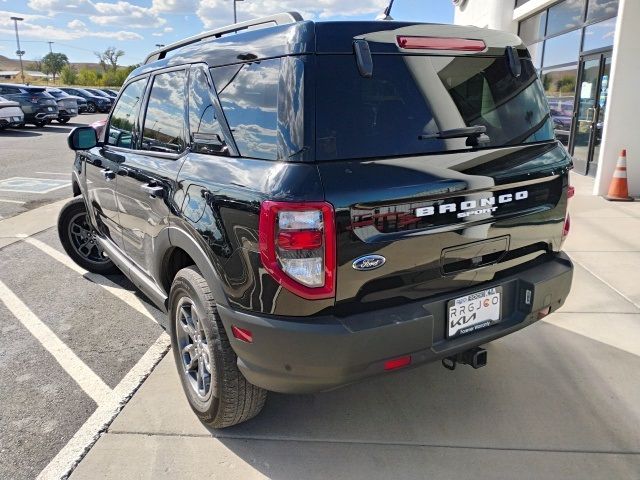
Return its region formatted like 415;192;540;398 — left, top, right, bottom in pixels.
35;121;45;128
57;197;119;274
58;117;70;124
86;102;97;113
169;266;267;428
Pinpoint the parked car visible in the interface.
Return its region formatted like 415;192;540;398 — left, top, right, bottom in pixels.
59;14;574;428
102;88;119;98
45;88;78;124
0;84;58;127
59;87;111;113
0;95;24;129
91;88;118;99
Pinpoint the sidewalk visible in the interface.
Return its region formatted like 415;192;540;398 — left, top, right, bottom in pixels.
70;173;640;480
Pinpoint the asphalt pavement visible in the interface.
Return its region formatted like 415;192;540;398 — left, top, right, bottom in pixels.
0;119;168;480
0;114;105;220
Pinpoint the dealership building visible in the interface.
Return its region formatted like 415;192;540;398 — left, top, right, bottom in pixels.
454;0;639;197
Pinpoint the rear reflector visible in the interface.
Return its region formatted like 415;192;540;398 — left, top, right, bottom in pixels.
567;185;575;199
397;36;486;51
384;355;412;371
537;307;551;319
232;326;253;343
562;213;571;238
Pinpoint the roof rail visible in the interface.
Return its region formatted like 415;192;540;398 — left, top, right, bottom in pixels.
143;12;304;64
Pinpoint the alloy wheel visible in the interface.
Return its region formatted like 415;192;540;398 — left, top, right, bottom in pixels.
67;212;111;265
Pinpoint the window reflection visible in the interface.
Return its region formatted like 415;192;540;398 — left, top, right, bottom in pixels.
107;79;145;149
583;17;617;51
141;70;187;154
528;41;544;69
542;65;578;146
542;29;581;67
547;0;586;36
586;0;618;22
519;11;547;45
211;59;280;160
189;68;228;156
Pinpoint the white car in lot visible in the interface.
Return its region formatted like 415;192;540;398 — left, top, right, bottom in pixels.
0;95;24;129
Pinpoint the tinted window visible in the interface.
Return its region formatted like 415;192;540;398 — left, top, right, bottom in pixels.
315;55;553;161
519;11;547;45
107;78;146;149
141;70;187;154
586;0;618;21
583;17;616;51
188;67;228;156
542;29;581;67
211;59;279;160
547;0;586;36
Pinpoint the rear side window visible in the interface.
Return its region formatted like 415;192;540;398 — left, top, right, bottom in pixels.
107;78;146;149
316;55;554;161
211;59;280;160
141;70;187;154
188;67;228;156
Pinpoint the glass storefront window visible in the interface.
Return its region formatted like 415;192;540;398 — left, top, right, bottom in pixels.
542;30;581;67
583;17;617;51
586;0;618;22
527;41;544;69
542;65;578;146
518;11;547;45
547;0;586;36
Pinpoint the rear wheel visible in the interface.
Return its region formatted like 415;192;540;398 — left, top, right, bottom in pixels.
57;197;119;274
169;266;267;428
58;117;70;124
34;121;45;128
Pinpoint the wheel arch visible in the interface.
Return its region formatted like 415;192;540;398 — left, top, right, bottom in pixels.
164;226;230;309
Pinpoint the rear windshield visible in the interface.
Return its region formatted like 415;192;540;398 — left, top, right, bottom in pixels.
315;55;554;161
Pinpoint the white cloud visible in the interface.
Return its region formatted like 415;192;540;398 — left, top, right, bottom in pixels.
152;0;198;13
196;0;387;28
27;0;165;28
67;19;87;29
163;26;173;32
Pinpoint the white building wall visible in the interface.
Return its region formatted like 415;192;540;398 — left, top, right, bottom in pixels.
453;0;517;33
593;0;640;196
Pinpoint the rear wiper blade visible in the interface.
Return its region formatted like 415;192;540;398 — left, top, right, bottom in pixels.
419;125;490;147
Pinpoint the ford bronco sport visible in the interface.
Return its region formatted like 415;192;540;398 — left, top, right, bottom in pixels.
59;13;574;428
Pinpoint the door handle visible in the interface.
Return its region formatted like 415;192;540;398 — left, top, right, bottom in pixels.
141;184;164;198
101;168;116;181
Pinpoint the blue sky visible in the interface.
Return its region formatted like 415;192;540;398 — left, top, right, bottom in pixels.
0;0;454;65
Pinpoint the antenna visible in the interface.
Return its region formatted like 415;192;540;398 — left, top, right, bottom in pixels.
376;0;395;21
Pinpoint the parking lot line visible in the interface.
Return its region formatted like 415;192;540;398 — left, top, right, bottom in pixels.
0;199;26;205
36;332;170;480
35;172;70;176
25;236;163;325
0;279;112;405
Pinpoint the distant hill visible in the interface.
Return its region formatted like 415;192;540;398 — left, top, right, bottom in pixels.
0;54;103;72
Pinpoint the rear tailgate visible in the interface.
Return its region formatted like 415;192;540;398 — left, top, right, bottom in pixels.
314;23;572;313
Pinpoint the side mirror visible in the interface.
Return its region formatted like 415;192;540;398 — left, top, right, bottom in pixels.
67;127;98;151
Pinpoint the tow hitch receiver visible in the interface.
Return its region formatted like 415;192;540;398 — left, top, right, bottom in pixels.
442;347;487;371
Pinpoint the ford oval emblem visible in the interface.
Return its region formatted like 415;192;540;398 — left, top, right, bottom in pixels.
352;255;386;271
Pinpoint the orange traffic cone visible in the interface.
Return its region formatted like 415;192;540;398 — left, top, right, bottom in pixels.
606;149;633;201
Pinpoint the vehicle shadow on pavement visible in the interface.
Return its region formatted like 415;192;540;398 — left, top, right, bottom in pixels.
0;130;42;137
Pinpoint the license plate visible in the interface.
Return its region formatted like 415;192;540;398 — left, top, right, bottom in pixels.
447;287;501;338
70;109;77;113
47;107;53;111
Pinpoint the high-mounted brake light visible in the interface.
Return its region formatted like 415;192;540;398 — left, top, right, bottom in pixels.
396;36;486;52
259;201;336;300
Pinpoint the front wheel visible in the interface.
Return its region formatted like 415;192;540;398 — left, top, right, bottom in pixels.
58;117;70;124
34;121;45;128
169;266;267;428
86;102;97;113
57;197;119;274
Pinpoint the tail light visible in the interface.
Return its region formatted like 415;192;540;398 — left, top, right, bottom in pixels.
561;185;573;244
259;201;336;300
397;36;486;52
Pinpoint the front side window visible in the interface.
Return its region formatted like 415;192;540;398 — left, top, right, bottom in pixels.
188;67;228;156
107;78;146;149
141;70;187;154
211;59;280;160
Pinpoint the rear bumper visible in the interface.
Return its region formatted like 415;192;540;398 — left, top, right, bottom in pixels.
58;109;78;118
219;253;573;394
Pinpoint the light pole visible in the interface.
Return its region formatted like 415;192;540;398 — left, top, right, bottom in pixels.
47;41;54;54
10;17;25;83
233;0;244;24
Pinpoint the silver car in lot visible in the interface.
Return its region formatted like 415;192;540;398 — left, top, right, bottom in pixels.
0;95;24;129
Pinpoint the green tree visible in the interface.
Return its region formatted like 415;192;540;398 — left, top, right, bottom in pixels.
555;76;576;94
95;46;125;73
77;68;99;86
41;52;69;84
60;64;77;85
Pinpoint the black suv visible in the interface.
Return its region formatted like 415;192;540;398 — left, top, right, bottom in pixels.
60;87;111;113
60;14;574;428
0;84;59;127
